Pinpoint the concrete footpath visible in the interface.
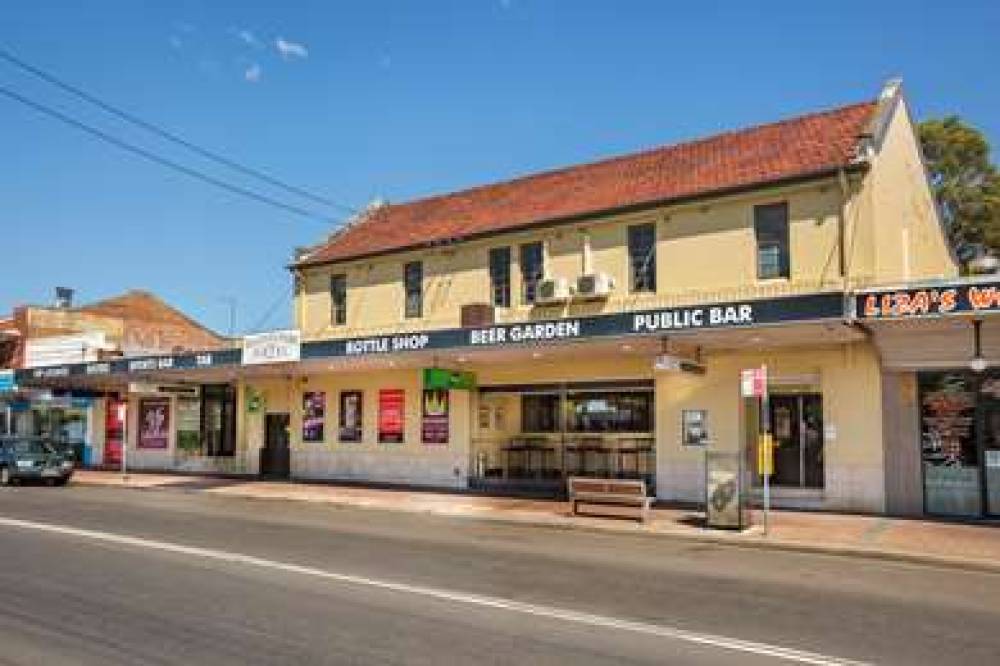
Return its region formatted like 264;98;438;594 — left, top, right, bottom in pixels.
72;469;1000;573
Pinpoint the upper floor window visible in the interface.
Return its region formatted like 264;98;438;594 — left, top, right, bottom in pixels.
404;261;423;318
520;242;544;305
489;247;511;308
628;223;657;293
754;202;790;280
330;274;347;326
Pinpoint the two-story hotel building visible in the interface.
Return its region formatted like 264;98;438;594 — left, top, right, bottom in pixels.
20;80;1000;518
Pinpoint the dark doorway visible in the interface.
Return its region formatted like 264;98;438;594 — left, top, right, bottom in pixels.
769;394;824;488
261;413;290;479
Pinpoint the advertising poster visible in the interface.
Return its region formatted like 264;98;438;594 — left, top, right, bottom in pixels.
339;391;363;443
302;391;326;442
422;389;449;445
138;398;170;449
378;389;405;443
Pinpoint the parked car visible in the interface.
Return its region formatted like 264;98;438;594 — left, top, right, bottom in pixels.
0;437;74;486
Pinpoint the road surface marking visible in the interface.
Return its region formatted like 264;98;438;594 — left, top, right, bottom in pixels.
0;515;868;665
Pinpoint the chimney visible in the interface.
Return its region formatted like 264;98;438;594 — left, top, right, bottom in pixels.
54;287;74;309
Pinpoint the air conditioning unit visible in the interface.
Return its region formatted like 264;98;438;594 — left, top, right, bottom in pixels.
576;273;615;300
536;277;571;305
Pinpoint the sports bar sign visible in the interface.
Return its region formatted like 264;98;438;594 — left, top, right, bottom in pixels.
18;292;843;382
855;280;1000;319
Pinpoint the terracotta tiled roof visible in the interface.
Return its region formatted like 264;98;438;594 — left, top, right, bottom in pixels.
299;100;876;267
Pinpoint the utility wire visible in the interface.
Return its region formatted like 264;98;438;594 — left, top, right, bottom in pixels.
0;84;340;224
0;46;358;215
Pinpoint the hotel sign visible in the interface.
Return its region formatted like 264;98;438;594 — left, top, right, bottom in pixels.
855;281;1000;319
17;293;843;382
243;329;302;365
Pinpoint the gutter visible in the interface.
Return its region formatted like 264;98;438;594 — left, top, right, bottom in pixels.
291;164;870;271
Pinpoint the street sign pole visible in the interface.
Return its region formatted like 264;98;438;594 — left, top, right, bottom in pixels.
760;364;770;535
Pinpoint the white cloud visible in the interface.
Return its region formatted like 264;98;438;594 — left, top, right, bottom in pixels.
275;37;308;60
233;27;262;48
244;63;262;83
169;35;183;50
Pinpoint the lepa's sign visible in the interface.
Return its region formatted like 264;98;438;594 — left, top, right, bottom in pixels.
243;329;301;365
856;281;1000;319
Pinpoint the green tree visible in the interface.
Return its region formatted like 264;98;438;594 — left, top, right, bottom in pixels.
919;116;1000;261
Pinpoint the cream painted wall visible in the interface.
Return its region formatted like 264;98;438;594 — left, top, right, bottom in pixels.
848;98;958;286
296;181;849;341
654;342;886;513
248;371;470;488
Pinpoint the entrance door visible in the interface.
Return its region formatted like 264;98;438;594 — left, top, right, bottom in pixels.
769;394;824;488
981;402;1000;516
261;413;290;479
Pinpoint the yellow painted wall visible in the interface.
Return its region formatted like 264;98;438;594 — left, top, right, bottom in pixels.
655;342;885;512
296;181;848;341
848;97;958;286
245;370;471;487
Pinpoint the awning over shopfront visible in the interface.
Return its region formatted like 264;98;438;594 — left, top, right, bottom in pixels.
853;277;1000;370
14;291;848;388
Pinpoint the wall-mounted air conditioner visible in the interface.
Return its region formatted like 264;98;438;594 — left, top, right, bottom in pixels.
576;273;615;300
536;277;571;305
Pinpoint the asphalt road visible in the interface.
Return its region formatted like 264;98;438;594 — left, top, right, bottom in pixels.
0;485;999;665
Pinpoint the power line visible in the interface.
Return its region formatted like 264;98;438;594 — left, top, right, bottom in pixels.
0;46;358;215
0;83;341;224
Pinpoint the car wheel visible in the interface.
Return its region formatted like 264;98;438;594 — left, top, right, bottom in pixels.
0;466;13;486
54;477;69;487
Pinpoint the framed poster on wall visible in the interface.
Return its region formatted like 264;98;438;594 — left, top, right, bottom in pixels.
378;389;405;443
302;391;326;442
422;389;449;445
339;391;363;442
138;398;170;449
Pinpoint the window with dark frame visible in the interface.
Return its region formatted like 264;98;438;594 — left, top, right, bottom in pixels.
489;247;511;308
519;242;544;305
754;202;790;279
404;261;423;319
200;384;236;457
330;274;347;326
628;223;657;293
521;394;561;433
338;390;363;443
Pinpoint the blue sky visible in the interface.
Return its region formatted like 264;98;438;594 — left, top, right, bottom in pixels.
3;0;998;335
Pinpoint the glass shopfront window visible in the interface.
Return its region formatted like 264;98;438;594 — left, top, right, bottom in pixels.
918;371;999;517
566;391;653;433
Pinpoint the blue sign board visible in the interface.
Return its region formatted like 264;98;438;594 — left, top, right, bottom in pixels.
0;370;15;392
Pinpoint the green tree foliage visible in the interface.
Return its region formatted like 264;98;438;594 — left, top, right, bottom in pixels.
919;116;1000;260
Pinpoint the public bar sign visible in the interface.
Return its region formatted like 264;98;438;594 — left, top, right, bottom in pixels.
243;329;302;365
856;280;1000;319
17;292;844;382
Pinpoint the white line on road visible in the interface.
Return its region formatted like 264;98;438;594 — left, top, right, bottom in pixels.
0;515;868;666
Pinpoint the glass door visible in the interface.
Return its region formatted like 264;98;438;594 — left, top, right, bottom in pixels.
768;394;824;489
980;401;1000;516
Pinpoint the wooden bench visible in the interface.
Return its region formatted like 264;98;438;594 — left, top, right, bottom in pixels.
568;477;652;522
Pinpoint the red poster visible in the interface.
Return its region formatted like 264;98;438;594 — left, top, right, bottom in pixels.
378;389;405;443
138;398;171;449
105;397;125;465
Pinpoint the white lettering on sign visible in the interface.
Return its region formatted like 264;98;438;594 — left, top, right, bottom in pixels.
33;367;69;379
85;363;111;375
195;354;213;367
345;334;430;356
633;304;753;333
243;330;301;365
470;321;581;346
128;358;157;372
